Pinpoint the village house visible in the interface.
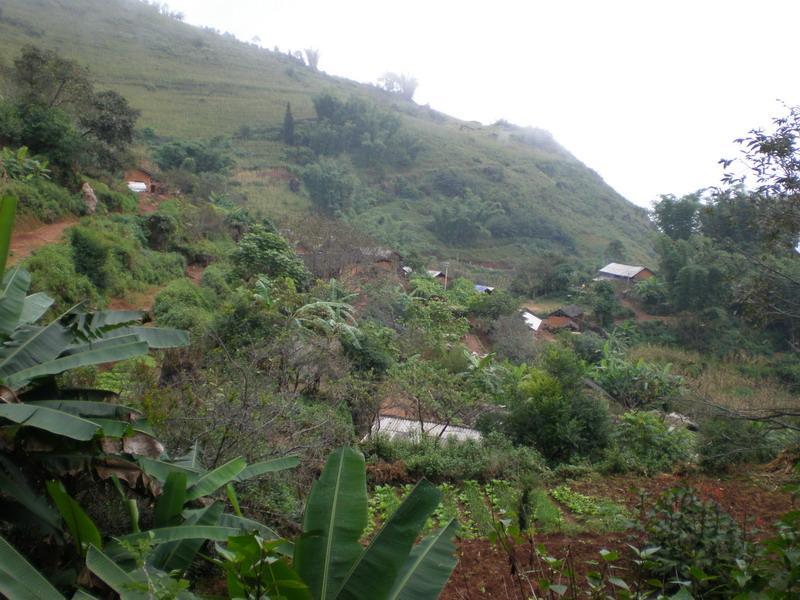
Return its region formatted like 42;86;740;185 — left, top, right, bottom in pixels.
474;284;495;294
540;304;584;332
124;167;160;193
597;262;655;284
367;397;483;442
521;310;543;332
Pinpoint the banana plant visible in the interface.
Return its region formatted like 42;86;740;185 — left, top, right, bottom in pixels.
0;195;17;282
293;447;458;600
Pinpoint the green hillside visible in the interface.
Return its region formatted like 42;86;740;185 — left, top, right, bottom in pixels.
0;0;655;273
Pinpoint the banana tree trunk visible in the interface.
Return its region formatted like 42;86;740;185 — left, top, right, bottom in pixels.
0;196;18;281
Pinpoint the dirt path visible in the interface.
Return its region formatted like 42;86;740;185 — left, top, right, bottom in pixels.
8;218;78;265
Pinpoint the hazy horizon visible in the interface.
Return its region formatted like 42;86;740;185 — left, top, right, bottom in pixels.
163;0;800;208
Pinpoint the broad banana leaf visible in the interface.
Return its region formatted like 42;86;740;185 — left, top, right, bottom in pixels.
235;455;300;481
47;480;102;555
154;471;187;528
0;534;64;600
97;326;189;348
386;519;459;600
0;196;17;282
0;268;30;336
136;456;202;485
149;500;224;572
19;292;54;325
184;509;290;553
119;524;240;546
86;544;134;594
185;457;247;500
336;480;442;599
0;319;73;386
0;403;100;440
0;456;61;533
62;334;149;357
5;339;149;388
88;544;198;600
294;447;368;600
173;441;202;469
28;399;140;419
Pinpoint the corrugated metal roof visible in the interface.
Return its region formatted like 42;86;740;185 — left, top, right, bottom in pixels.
474;285;495;293
368;415;482;442
426;270;444;278
521;311;542;331
598;262;647;278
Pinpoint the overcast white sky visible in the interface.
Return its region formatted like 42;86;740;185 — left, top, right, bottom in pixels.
165;0;800;208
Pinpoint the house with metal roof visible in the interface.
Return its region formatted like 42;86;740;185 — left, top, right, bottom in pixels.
474;284;495;294
521;311;543;331
367;415;482;442
597;262;655;283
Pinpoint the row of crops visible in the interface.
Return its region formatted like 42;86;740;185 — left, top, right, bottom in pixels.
363;481;631;541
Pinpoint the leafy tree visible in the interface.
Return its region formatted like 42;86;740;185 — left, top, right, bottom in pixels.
78;90;139;170
301;157;356;214
510;254;575;297
590;280;618;327
303;48;320;70
721;102;800;242
155;139;233;173
10;45;92;109
504;367;610;463
231;225;312;287
652;193;701;240
429;191;502;245
282;101;295;145
379;72;419;101
604;239;626;262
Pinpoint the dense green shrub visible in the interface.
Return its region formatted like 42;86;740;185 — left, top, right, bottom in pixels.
300;157;356;214
1;177;83;221
362;432;547;483
343;321;396;374
603;411;694;475
68;220;184;295
231;225;311;287
593;351;683;410
467;289;518;318
69;225;110;289
509;254;576;297
154;139;232;173
565;331;605;364
24;243;100;311
644;487;751;596
698;417;782;472
429;192;502;245
304;93;421;167
505;368;610;463
199;262;233;298
153;278;214;333
85;178;138;213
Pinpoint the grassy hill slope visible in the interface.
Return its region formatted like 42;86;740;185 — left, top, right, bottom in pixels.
0;0;655;273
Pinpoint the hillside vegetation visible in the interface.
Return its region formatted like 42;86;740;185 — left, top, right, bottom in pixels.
2;2;800;599
0;0;654;272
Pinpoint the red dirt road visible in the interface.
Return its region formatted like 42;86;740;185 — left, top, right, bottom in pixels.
8;218;78;265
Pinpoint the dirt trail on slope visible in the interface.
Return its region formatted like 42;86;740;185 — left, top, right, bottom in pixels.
8;218;78;265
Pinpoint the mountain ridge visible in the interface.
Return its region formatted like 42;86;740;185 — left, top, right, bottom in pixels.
0;0;655;270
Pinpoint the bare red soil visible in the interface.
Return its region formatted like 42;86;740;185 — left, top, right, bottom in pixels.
8;218;78;265
443;467;797;599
